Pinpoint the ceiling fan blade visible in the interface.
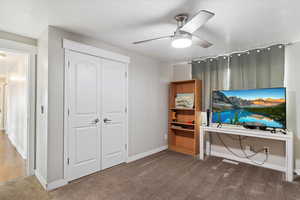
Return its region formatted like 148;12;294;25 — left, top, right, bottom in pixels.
181;10;215;34
133;36;173;44
192;35;213;48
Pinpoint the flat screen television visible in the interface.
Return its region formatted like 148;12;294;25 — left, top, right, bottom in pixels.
212;88;286;129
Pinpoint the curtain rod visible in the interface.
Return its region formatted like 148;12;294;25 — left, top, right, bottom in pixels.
187;42;294;64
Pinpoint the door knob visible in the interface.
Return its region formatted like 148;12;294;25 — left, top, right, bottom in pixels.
91;118;100;124
103;118;112;123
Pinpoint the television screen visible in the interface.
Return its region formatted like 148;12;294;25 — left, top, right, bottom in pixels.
212;88;286;129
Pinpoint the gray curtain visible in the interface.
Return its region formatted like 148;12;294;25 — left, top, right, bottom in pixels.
192;56;229;110
230;44;285;89
192;44;285;110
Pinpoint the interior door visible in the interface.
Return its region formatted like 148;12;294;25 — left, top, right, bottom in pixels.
102;59;126;169
67;51;101;181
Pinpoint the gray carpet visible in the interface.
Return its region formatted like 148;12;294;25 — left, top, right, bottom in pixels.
1;150;300;200
0;176;50;200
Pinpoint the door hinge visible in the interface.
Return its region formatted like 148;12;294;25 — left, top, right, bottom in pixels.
67;158;70;165
125;107;127;113
67;109;70;116
125;144;127;150
125;72;127;78
68;60;70;68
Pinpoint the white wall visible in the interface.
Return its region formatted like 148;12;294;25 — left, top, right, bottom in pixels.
36;26;170;183
5;55;28;159
172;63;191;81
285;42;300;170
0;60;9;130
0;83;5;129
36;29;49;181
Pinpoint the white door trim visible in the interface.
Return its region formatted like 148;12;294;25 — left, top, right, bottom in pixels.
64;49;71;182
0;38;37;176
63;40;129;182
63;39;130;64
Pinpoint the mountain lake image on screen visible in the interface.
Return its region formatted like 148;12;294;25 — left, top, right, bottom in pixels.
212;88;286;129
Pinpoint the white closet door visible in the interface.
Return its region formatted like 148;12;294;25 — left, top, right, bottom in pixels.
67;51;101;181
101;59;126;169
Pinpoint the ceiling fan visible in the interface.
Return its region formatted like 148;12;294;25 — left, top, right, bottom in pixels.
133;10;215;49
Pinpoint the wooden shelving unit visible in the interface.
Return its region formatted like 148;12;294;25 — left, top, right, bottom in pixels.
168;79;202;156
170;122;195;126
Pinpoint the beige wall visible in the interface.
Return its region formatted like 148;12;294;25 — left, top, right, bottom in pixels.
37;26;170;183
0;30;37;46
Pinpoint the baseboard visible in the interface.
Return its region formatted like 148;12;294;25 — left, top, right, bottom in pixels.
127;145;168;163
210;150;285;172
8;134;16;146
35;170;68;191
16;146;27;159
46;179;68;191
35;170;47;190
7;133;27;159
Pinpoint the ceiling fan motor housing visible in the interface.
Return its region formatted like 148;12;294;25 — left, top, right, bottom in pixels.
175;14;189;29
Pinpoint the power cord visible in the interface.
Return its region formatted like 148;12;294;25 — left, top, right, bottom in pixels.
238;136;268;165
216;133;268;165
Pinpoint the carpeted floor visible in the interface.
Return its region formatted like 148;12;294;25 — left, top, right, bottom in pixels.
0;176;50;200
1;150;300;200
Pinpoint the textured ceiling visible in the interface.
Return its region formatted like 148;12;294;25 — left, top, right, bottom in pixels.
0;0;299;62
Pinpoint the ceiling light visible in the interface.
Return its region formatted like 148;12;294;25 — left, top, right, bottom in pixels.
171;37;192;48
171;33;192;48
0;53;6;59
9;76;26;82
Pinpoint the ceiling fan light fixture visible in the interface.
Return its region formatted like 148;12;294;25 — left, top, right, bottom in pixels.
133;10;214;48
171;36;192;48
0;52;6;59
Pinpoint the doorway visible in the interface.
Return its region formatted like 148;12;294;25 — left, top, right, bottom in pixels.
64;40;129;182
0;51;28;183
0;39;36;184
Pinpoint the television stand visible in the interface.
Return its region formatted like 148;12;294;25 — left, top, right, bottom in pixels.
199;125;294;182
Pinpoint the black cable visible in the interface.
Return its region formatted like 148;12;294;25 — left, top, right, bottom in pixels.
238;136;268;165
216;133;268;165
216;133;251;159
216;133;263;158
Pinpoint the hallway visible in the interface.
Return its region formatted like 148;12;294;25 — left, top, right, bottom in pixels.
0;131;26;183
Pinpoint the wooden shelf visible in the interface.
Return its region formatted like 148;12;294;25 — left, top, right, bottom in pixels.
168;79;202;156
170;79;198;84
170;122;195;126
171;127;195;133
169;108;195;111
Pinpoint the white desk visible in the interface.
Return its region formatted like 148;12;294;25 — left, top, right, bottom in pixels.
200;125;294;182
